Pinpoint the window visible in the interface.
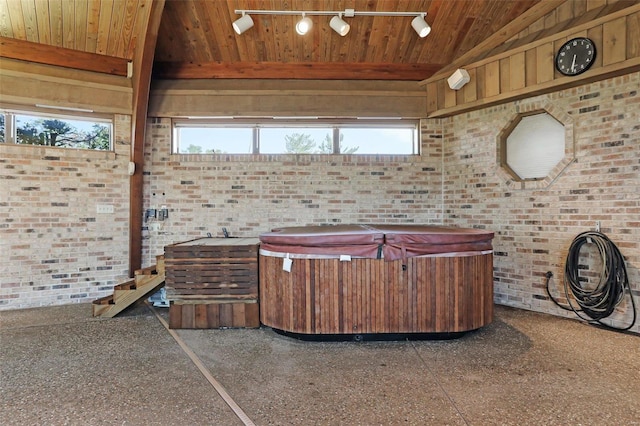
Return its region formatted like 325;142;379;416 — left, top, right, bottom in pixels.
496;103;575;189
173;118;419;155
505;113;565;180
174;125;254;154
1;109;112;151
0;113;5;142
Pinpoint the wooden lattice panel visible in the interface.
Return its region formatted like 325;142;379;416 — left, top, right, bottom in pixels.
164;237;260;329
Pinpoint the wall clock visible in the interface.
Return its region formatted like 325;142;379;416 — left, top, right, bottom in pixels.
555;37;596;76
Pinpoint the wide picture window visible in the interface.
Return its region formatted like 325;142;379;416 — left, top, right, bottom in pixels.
173;118;419;155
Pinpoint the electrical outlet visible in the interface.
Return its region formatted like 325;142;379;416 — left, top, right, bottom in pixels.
96;204;114;214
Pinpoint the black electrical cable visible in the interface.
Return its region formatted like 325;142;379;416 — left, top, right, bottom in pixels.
545;231;637;332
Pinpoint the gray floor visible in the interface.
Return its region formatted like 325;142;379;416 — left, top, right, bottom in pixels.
1;303;638;426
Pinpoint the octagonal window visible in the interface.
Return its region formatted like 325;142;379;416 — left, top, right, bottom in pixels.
497;103;574;189
506;112;564;180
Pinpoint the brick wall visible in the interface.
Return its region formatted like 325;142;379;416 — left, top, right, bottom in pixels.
442;72;639;333
2;73;637;335
140;118;444;264
0;115;131;309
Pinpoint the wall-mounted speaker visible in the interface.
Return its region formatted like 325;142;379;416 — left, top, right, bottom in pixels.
447;68;470;90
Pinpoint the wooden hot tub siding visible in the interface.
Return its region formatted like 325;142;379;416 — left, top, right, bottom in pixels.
259;253;493;334
164;237;260;329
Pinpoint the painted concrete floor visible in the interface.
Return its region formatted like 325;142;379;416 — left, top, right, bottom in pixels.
1;303;638;426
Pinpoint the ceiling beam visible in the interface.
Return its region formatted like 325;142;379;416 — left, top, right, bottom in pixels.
0;37;129;76
153;61;443;81
421;0;566;84
128;0;165;277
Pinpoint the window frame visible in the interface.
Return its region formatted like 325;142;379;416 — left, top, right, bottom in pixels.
172;117;421;156
503;111;565;180
495;101;575;190
0;106;114;151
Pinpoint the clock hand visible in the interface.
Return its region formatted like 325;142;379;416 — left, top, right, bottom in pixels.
571;54;576;73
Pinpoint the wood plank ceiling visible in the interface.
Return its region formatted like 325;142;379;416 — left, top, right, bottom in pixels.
154;0;543;80
0;0;636;81
0;0;555;81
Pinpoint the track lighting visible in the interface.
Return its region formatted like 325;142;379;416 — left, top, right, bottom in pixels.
233;9;430;38
411;14;431;38
329;14;350;36
296;14;312;35
232;13;254;35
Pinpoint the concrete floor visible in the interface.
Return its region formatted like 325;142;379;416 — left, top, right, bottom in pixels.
1;303;638;426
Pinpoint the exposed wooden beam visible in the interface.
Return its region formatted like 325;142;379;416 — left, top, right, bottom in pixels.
153;61;443;81
0;36;129;76
129;0;165;277
421;0;566;84
426;58;640;118
425;2;640;118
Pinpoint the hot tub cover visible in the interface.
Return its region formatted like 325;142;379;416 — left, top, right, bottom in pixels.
259;224;494;260
259;225;385;258
373;224;494;260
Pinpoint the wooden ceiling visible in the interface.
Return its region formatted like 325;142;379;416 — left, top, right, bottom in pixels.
0;0;636;81
153;0;542;80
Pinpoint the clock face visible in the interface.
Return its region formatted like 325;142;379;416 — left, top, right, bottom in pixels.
555;37;596;76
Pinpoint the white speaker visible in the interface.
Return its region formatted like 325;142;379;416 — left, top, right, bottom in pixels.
447;68;470;90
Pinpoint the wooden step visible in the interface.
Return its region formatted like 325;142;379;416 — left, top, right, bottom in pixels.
92;264;165;318
135;265;157;276
92;294;114;317
93;294;114;305
113;279;137;303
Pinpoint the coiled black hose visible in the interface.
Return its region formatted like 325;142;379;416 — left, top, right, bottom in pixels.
546;231;637;332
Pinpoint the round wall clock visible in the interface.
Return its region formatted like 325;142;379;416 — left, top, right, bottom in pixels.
555;37;596;76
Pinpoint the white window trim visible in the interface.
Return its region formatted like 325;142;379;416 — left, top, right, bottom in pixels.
1;105;113;151
172;117;420;156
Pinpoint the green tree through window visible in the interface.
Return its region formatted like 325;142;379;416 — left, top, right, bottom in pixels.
15;115;110;150
286;132;358;154
182;144;222;154
0;114;5;142
285;133;316;153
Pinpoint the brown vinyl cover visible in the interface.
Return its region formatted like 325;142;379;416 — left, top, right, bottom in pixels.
259;225;384;258
259;224;494;260
372;224;494;260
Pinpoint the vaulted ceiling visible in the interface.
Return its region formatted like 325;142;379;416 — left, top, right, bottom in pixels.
153;0;542;80
3;0;634;82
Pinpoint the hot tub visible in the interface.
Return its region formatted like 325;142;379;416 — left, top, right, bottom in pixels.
259;224;494;336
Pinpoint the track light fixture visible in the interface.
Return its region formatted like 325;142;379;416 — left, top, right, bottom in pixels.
232;12;254;35
233;9;430;38
411;14;431;38
329;14;350;36
296;13;313;35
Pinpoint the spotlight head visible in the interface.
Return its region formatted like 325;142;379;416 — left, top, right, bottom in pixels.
296;15;313;35
411;14;431;38
233;13;254;35
330;15;350;36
